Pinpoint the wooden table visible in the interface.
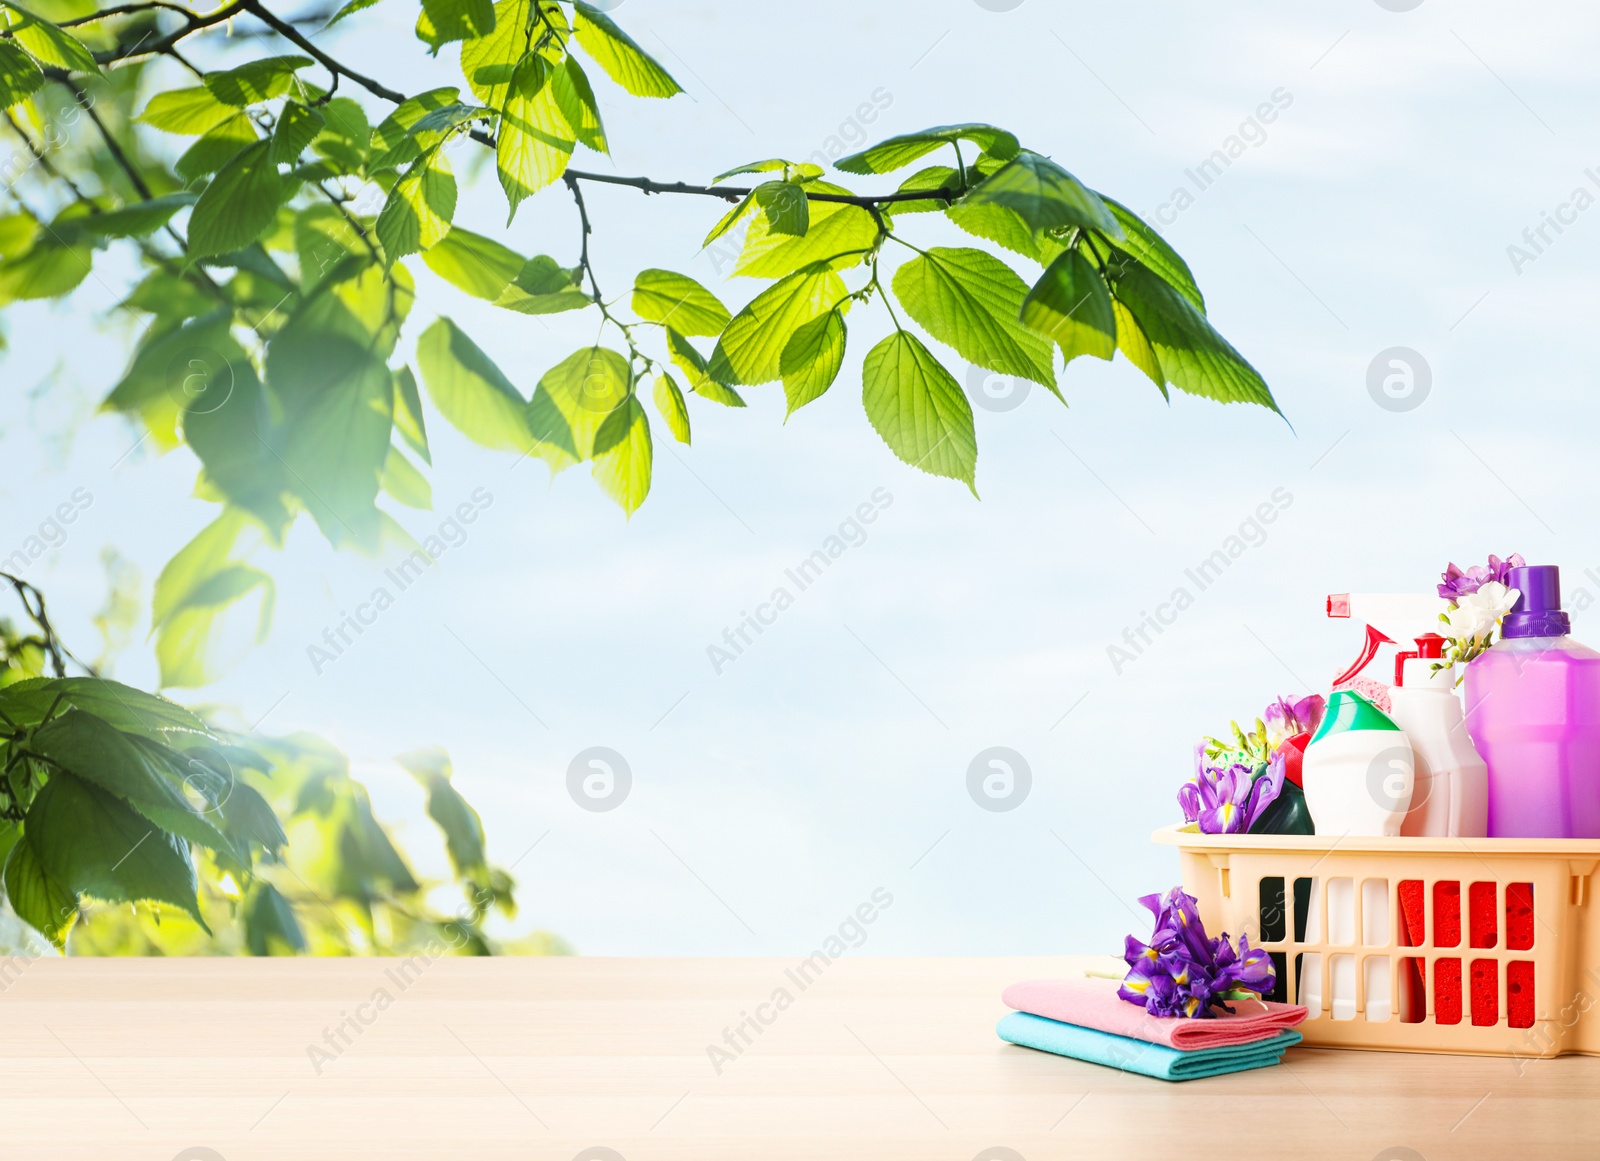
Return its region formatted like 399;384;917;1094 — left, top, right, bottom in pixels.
2;955;1595;1160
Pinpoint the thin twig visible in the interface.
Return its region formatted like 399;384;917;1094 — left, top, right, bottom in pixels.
238;0;406;103
88;0;249;66
58;0;209;27
1;572;95;678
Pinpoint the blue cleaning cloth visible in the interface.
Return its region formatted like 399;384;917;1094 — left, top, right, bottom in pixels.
997;1011;1302;1082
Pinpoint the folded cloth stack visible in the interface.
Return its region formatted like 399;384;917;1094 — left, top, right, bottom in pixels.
996;976;1308;1082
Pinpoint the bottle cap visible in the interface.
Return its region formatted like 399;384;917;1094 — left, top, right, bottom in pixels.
1502;564;1570;639
1309;689;1402;743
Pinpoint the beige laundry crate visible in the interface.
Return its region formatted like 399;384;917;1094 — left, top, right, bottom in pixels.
1152;824;1600;1057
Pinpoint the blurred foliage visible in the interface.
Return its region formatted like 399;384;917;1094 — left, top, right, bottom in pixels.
0;572;564;956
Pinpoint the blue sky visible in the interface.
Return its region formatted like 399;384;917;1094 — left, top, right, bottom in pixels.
3;0;1596;956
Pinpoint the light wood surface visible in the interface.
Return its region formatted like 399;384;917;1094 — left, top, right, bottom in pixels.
2;955;1595;1160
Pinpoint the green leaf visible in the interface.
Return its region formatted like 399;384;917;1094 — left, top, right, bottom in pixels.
376;151;457;264
293;204;372;293
368;86;461;171
420;0;494;46
270;101;326;165
890;246;1054;386
382;445;432;509
4;833;77;948
957;150;1121;238
155;557;276;690
0;677;210;742
527;346;631;466
30;711;241;868
631;268;729;336
312;97;370;173
709;263;846;386
24;771;208;931
779;308;846;417
175;112;258;182
889;164;960;215
552;55;607;153
652;371;690;444
459;0;528;107
151;510;274;689
755;180;808;236
204;54;313;106
268;334;396;548
221;781;288;861
76;193;198;238
0;237;92;302
0;211;33;257
182;343;294;533
1111;296;1164;393
333;788;419;898
137;85;236;134
777;308;851;418
102;308;235;450
421;225;524;300
1;3;99;74
701;192;754;247
497;54;574;218
591;395;652;515
861;330;977;491
1098;193;1204;312
397;747;487;876
571;1;682;97
492;254;589;314
187;141;284;257
416;317;536;453
244;881;306;954
733;183;878;278
393;365;431;464
1021;248;1115;365
410;101;491;136
836;123;1019;176
945;197;1064;265
666;328;745;407
0;39;44;109
1111;265;1276;409
713;159;788;182
328;0;381;24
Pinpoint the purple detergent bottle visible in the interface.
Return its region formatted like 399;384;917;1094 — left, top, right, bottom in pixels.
1464;564;1600;838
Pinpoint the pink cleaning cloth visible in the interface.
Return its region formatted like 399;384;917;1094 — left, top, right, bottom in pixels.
1002;977;1307;1050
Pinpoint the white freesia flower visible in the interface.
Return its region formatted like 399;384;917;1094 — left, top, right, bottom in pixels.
1445;581;1520;644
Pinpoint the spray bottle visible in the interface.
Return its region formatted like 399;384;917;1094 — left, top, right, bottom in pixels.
1389;634;1488;838
1326;593;1452;709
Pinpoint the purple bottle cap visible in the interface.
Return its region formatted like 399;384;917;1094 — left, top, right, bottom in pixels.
1502;564;1571;638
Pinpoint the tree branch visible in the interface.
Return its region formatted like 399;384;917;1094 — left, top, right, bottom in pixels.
59;0;209;28
90;0;249;66
566;168;958;208
237;0;406;104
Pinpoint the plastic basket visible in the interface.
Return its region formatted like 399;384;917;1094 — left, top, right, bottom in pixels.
1153;824;1600;1057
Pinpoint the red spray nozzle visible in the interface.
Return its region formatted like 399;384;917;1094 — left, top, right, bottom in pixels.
1334;624;1394;688
1327;593;1351;619
1394;633;1448;687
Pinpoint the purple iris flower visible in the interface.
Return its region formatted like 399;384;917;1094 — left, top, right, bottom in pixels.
1179;745;1284;834
1119;888;1277;1018
1264;694;1324;749
1438;553;1525;602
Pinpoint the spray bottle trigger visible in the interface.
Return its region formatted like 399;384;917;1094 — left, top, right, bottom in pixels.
1333;623;1395;688
1394;650;1419;687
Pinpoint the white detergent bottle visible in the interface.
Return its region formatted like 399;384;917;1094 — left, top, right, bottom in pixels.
1301;690;1415;836
1389;634;1489;838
